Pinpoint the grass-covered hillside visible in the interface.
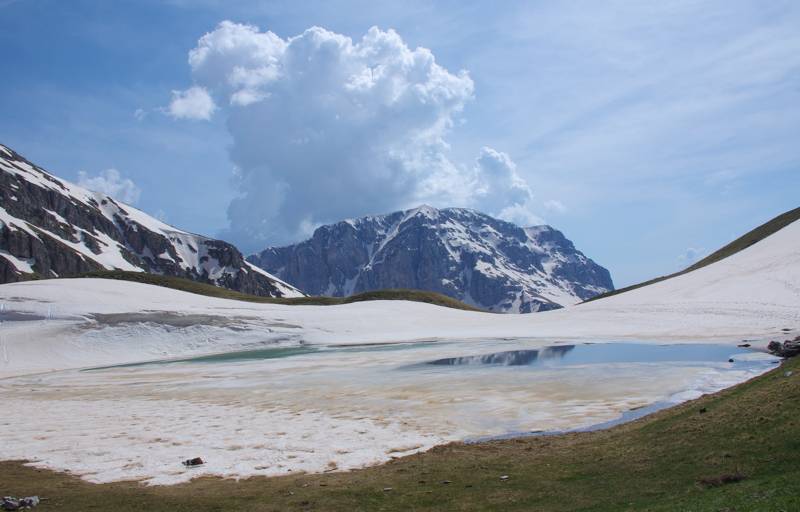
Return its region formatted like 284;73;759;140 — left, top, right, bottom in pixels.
586;205;800;303
3;354;798;510
67;270;484;312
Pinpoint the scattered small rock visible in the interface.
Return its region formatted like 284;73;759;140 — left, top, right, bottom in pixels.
1;498;18;512
441;480;452;485
500;475;510;481
383;487;393;492
182;457;204;467
728;358;735;363
737;343;751;348
768;339;800;358
2;496;40;511
785;371;793;377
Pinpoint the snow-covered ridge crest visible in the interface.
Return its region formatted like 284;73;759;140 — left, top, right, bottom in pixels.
249;205;613;312
0;143;303;297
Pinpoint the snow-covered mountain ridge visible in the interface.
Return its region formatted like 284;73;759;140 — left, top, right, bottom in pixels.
0;143;302;297
249;205;613;312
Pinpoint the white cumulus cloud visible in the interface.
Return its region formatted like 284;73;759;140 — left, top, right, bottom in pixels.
173;21;540;249
167;86;216;120
78;168;141;204
472;147;539;226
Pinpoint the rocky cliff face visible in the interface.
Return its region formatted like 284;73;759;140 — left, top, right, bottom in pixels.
0;143;302;298
249;206;613;312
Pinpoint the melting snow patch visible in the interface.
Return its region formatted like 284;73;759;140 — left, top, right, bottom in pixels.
0;398;443;485
0;250;35;273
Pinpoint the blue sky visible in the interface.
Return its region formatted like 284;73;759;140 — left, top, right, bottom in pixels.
1;0;798;286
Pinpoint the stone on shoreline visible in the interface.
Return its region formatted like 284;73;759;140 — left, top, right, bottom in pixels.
767;336;800;358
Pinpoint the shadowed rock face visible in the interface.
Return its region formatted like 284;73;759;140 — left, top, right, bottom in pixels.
0;143;301;298
249;206;614;313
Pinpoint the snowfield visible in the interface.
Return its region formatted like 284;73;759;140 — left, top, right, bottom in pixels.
2;215;798;377
0;215;798;485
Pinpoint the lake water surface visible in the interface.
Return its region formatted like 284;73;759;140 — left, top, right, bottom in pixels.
1;339;781;484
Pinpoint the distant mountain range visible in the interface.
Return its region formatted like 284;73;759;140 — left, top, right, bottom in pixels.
0;143;613;310
249;205;613;313
0;143;302;298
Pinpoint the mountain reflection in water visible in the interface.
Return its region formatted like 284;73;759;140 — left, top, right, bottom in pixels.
428;345;575;366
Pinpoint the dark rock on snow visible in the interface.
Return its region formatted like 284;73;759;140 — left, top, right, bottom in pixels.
767;337;800;358
2;496;40;511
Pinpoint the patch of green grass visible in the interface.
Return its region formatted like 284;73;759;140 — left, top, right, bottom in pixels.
2;357;798;511
585;205;800;303
66;270;484;312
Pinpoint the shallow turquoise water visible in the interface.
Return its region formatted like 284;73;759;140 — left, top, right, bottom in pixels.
83;346;320;370
85;341;763;372
83;340;445;370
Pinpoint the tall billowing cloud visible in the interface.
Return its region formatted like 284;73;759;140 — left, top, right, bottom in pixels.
78;168;141;204
174;21;538;250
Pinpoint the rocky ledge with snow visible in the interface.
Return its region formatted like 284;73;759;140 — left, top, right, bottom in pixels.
0;143;302;297
249;205;613;312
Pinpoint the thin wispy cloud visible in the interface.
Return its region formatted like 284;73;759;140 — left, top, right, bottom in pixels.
498;1;800;188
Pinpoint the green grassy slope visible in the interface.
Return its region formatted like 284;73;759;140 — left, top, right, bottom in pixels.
2;356;798;511
67;270;483;312
585;205;800;303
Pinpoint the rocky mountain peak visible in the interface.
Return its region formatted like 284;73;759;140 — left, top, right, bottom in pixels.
0;143;303;298
249;205;613;312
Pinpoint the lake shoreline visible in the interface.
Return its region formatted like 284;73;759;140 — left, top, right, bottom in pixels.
2;355;797;511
